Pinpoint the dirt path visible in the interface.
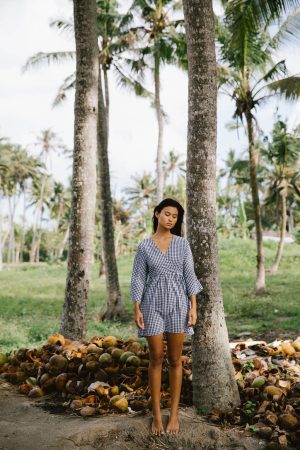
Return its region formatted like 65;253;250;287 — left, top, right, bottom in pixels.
0;380;266;450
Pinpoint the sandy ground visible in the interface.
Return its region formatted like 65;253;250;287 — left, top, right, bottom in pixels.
0;379;267;450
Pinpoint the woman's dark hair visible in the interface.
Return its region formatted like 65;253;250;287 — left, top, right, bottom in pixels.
152;198;184;236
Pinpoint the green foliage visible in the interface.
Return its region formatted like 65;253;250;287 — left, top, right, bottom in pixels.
0;239;299;354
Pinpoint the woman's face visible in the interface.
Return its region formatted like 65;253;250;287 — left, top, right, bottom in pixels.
155;206;178;230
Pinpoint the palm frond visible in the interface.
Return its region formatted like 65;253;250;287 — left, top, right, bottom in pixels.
49;18;74;35
266;75;300;100
252;60;287;93
52;72;76;107
268;7;300;48
22;51;75;73
113;63;153;98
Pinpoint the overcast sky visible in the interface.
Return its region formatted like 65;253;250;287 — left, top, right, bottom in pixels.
1;0;300;218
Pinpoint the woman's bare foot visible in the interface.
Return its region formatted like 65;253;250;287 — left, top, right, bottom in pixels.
151;415;165;435
166;415;180;434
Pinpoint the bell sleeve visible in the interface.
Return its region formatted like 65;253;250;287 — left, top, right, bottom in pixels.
183;239;203;297
130;243;149;303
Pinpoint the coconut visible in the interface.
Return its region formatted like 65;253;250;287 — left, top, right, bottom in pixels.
258;427;273;439
109;386;119;396
263;385;284;399
28;387;44;398
104;365;119;375
126;341;143;355
94;369;108;382
281;342;296;356
292;340;300;352
78;364;89;378
20;362;36;376
95;385;108;397
0;353;9;366
251;376;266;388
111;348;123;360
87;344;103;354
278;414;298;430
70;399;83;410
120;351;135;364
113;397;128;413
80;406;96;417
86;361;99;372
48;334;65;346
109;394;128;412
65;378;78;394
83;395;97;405
49;354;68;372
265;411;278;426
42;377;56;393
40;373;51;385
99;353;113;366
125;356;141;367
18;383;32;395
102;336;117;349
55;373;69;392
89;336;103;347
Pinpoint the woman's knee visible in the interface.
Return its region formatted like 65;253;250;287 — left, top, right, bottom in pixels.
149;351;164;366
168;354;182;368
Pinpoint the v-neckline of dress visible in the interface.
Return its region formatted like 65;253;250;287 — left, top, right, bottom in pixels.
149;234;175;257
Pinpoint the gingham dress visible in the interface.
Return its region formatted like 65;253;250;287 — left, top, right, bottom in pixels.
130;234;203;338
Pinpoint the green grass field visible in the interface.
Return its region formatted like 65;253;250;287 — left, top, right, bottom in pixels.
0;238;299;353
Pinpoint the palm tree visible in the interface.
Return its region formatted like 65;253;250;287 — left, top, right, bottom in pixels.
60;0;99;340
262;117;300;272
30;129;65;262
163;149;185;186
123;171;156;234
182;0;240;410
217;2;300;293
129;0;187;202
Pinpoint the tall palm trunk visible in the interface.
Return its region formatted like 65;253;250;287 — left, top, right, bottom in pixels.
60;0;99;340
97;69;127;320
183;0;240;410
154;48;164;203
245;110;266;293
30;176;46;263
270;189;287;273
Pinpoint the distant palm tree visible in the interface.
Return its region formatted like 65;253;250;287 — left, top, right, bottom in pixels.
129;0;187;202
262;117;300;272
217;1;300;293
123;171;156;234
163;149;185;186
30;129;65;262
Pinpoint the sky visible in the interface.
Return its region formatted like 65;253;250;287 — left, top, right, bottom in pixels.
1;0;300;222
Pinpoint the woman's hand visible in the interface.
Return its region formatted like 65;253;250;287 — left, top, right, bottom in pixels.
188;307;197;327
134;304;145;330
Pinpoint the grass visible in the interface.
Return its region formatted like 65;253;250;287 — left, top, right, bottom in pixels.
0;238;299;353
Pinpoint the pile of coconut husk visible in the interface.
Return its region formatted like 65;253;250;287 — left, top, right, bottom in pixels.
0;334;300;448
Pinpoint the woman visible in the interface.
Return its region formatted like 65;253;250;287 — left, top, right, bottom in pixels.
130;198;203;436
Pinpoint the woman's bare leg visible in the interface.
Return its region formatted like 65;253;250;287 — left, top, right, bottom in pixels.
146;334;165;435
165;332;185;434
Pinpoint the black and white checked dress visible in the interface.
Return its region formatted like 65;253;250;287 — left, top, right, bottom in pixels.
130;234;203;338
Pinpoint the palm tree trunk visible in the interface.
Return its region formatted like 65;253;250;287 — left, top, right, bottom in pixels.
97;68;127;320
30;176;46;263
60;0;99;340
245;111;266;293
57;225;69;259
183;0;240;410
270;190;287;273
154;48;164;203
